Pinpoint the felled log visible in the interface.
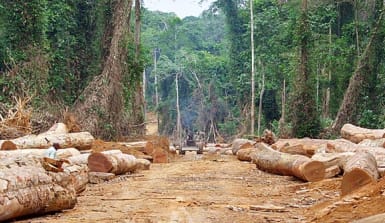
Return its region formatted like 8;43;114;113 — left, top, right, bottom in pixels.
358;138;385;148
341;123;385;143
88;150;137;175
41;122;69;135
63;163;88;194
0;140;17;150
279;145;313;157
272;138;332;156
56;148;81;159
327;139;385;166
88;172;115;184
353;213;385;223
91;139;146;157
236;147;257;162
231;138;255;155
135;158;151;170
324;165;341;178
250;143;325;182
0;123;69;150
68;153;91;165
0;148;81;160
0;157;77;222
341;151;379;196
255;129;277;145
311;152;355;169
0;132;94;150
144;138;172;163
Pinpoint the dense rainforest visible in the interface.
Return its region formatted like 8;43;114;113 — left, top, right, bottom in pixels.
1;0;385;142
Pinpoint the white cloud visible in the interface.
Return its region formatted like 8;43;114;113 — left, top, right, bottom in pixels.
143;0;214;18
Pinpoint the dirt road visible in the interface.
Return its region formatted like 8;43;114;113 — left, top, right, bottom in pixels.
13;153;324;223
14;152;385;223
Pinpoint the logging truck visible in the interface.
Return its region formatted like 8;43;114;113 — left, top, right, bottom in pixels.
179;131;205;155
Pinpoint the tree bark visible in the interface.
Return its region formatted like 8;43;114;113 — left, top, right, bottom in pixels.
341;152;379;196
358;138;385;148
341;123;385;143
63;163;89;195
251;143;325;182
250;0;255;135
0;158;77;221
72;0;134;139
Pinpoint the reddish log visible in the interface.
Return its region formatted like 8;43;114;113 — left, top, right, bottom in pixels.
88;151;137;175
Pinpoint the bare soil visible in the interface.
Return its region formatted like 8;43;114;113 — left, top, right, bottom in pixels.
13;151;385;223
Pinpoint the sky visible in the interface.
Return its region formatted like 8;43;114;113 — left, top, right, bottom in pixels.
143;0;215;18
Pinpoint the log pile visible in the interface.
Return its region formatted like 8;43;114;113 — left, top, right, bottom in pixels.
236;123;385;196
0;122;153;220
91;136;174;163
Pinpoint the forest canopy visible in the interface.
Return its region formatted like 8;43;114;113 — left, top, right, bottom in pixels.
1;0;385;141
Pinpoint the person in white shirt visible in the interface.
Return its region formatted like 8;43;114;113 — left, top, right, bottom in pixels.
44;143;60;159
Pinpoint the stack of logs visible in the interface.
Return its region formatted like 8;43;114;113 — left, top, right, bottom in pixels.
0;123;172;221
235;123;385;196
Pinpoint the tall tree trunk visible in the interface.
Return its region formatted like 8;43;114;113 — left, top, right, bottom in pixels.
130;0;145;135
332;4;385;132
134;0;141;62
322;22;332;119
154;49;160;132
176;72;182;146
257;60;265;136
250;0;255;135
280;79;286;124
291;0;320;137
354;0;361;57
72;0;133;139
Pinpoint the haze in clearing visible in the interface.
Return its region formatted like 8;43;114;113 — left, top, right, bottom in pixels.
143;0;215;18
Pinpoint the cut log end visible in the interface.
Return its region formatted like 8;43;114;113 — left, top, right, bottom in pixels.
88;153;113;173
301;161;325;182
1;140;17;150
341;168;376;196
